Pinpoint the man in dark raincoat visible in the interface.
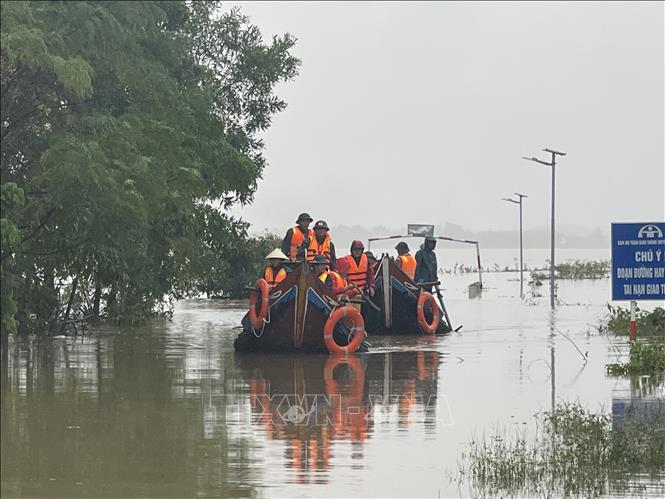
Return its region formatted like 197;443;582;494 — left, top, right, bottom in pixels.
414;235;438;291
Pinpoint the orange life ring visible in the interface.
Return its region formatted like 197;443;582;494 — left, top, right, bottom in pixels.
248;278;270;329
323;306;365;355
417;291;440;334
323;355;366;441
323;355;364;392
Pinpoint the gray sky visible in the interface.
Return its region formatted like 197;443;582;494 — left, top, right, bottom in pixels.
229;1;664;236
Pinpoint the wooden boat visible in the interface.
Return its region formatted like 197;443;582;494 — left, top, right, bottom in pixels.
234;262;363;353
364;255;451;335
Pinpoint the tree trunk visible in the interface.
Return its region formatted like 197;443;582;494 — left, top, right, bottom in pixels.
106;284;117;321
92;271;101;322
1;332;8;399
61;276;79;331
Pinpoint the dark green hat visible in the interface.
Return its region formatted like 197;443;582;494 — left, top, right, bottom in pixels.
296;212;313;223
313;220;329;231
425;235;437;243
395;242;410;252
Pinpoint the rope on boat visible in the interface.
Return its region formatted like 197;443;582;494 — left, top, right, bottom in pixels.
252;296;271;338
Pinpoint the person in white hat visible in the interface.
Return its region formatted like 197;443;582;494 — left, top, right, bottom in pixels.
263;249;289;288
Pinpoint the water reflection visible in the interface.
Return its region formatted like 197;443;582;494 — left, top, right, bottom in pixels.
1;326;442;497
1;329;257;498
232;350;442;485
612;375;665;427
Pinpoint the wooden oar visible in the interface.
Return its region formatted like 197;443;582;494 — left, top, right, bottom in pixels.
347;282;381;312
433;283;462;332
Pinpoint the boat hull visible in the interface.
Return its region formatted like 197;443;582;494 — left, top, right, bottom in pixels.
365;256;451;335
234;263;358;353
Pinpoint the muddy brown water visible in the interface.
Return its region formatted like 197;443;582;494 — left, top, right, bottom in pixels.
2;265;663;497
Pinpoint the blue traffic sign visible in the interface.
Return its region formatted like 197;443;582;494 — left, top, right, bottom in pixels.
611;222;665;301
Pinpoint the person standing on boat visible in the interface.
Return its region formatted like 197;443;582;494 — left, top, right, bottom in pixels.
263;249;288;288
306;220;337;269
281;213;314;262
394;242;416;280
415;236;438;291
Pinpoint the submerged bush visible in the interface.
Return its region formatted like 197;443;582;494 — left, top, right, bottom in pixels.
606;340;665;376
461;402;665;497
601;305;665;338
555;260;610;279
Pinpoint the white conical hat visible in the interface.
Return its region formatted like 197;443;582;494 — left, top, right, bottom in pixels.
265;248;288;260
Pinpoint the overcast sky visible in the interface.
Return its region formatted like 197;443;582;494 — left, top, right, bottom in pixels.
229;1;664;236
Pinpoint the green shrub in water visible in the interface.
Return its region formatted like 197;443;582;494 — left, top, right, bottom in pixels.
461;402;665;497
602;305;665;338
555;259;611;279
606;340;665;376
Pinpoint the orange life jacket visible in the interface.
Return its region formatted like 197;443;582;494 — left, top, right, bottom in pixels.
398;254;416;280
264;266;287;287
319;270;347;289
345;254;369;290
307;233;331;261
289;226;313;261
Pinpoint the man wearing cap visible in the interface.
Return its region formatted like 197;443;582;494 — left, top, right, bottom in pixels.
263;249;289;288
281;213;314;262
415;235;438;291
306;220;336;268
394;242;416;280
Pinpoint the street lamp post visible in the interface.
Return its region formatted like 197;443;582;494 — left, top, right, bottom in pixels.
522;148;566;309
502;192;527;298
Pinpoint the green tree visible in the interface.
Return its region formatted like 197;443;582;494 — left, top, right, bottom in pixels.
1;1;299;332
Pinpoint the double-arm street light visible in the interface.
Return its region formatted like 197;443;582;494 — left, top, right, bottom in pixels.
522;148;566;309
502;192;527;298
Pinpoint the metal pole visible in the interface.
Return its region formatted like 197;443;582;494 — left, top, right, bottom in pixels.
550;153;556;309
519;197;524;299
503;195;526;298
550;346;555;410
475;242;483;289
522;148;565;308
630;300;637;340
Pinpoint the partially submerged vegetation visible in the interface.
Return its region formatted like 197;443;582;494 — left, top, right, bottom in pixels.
447;259;610;280
555;259;610;279
460;402;665;497
601;305;665;338
606;341;665;376
601;306;665;376
1;2;299;333
530;259;611;282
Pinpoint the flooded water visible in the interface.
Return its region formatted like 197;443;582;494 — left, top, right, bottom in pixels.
2;249;663;498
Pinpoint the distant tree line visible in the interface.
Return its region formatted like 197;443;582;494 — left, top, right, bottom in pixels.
1;1;298;333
